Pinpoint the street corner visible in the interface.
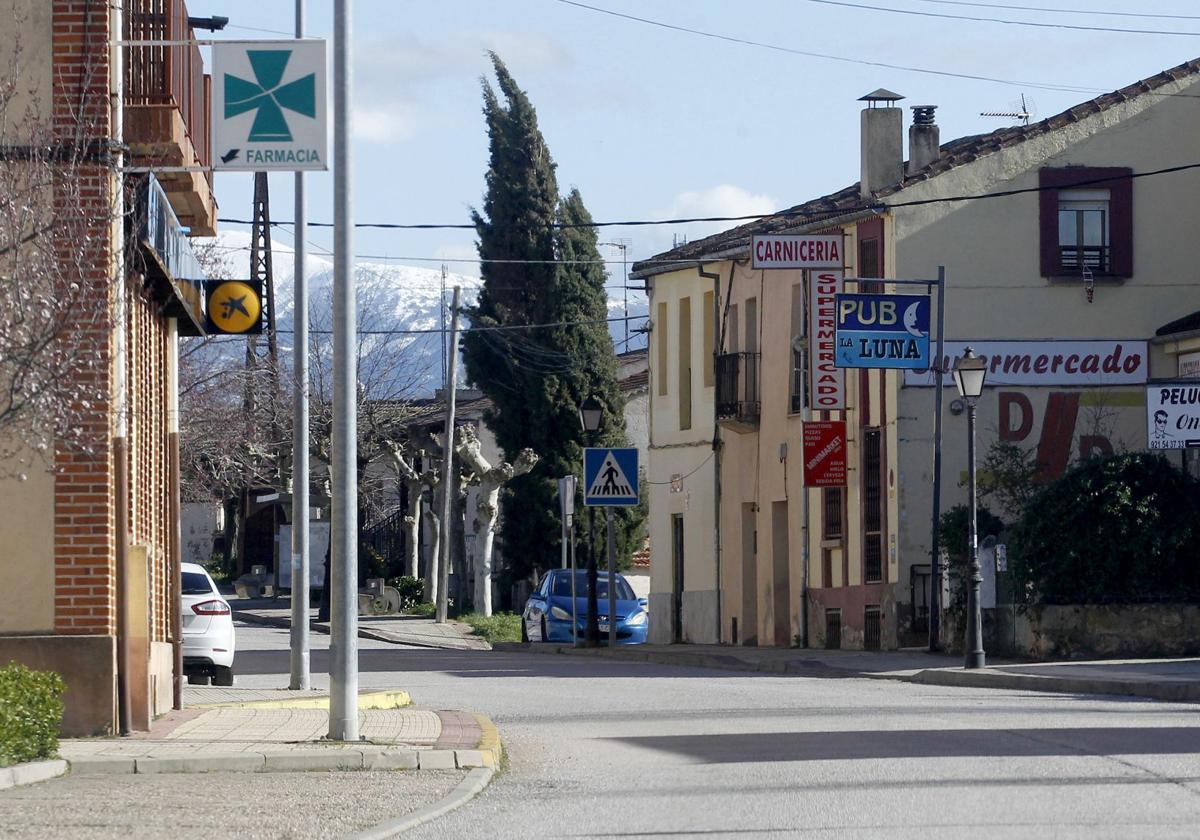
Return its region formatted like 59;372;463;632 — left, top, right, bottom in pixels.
0;759;69;791
189;688;412;711
471;713;503;768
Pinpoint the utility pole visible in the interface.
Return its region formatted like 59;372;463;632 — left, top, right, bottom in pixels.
289;0;310;692
329;0;358;742
436;286;462;624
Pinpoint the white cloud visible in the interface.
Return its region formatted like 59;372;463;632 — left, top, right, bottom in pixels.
431;243;482;278
350;31;570;143
353;104;417;143
642;184;778;257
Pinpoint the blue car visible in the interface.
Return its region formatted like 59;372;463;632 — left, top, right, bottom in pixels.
522;569;648;645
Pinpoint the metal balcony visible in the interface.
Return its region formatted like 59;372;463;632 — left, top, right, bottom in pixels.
124;0;217;235
715;352;760;430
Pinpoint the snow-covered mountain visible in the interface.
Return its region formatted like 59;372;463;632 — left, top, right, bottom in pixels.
193;231;647;398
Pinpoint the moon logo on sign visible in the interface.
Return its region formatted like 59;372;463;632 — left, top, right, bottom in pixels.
903;302;924;337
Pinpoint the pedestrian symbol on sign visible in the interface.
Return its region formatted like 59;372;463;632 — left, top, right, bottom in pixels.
583;448;639;506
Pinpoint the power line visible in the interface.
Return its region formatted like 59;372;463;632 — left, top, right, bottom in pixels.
553;0;1103;95
909;0;1200;21
806;0;1200;36
272;313;648;336
201;242;625;265
217;160;1200;235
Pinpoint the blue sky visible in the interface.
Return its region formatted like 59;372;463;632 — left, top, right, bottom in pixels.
186;0;1200;280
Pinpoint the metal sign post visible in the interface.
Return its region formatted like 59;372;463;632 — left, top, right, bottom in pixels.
289;0;310;693
559;476;578;644
584;448;639;648
328;0;356;743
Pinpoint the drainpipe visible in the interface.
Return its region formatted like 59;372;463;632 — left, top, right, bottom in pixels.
168;318;182;710
110;0;132;735
697;263;723;644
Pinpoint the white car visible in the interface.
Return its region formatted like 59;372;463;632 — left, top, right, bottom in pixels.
181;562;236;686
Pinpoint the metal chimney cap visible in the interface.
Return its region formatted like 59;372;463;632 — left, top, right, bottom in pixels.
859;88;905;105
911;105;938;125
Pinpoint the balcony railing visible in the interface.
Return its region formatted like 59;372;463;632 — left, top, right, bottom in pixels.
716;352;760;428
1060;245;1110;274
124;0;215;234
126;1;210;170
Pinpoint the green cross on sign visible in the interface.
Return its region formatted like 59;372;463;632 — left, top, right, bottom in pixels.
223;50;316;143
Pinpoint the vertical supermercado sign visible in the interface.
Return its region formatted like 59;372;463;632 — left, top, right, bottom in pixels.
809;270;845;409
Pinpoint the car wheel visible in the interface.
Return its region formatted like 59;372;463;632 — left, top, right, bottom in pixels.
540;616;549;643
187;673;211;686
213;666;234;687
520;617;529;643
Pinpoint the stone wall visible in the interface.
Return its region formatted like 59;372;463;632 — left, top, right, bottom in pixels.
1015;604;1200;659
944;604;1200;659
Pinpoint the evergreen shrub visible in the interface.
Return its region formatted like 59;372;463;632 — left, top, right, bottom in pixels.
0;662;64;766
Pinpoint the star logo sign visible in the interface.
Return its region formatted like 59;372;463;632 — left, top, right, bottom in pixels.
224;50;316;142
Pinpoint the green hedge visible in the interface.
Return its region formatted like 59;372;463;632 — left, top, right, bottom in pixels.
1011;453;1200;604
0;663;65;766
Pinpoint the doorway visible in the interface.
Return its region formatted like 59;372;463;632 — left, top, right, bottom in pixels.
671;514;684;643
741;503;758;646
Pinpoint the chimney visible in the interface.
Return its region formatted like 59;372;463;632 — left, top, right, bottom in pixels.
908;105;940;176
859;89;904;199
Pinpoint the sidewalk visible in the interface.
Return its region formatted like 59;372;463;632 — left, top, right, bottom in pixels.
233;598;491;651
58;687;502;776
498;641;1200;703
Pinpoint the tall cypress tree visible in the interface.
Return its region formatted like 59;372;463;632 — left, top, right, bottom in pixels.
463;54;638;587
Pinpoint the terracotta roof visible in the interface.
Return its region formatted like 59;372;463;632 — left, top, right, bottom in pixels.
633;57;1200;277
619;370;649;393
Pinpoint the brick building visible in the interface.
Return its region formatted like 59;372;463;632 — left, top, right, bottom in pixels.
0;1;214;734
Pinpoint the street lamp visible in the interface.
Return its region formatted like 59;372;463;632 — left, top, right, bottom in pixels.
953;347;987;670
579;395;603;647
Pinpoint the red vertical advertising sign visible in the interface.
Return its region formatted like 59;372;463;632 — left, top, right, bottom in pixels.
808;270;845;409
803;421;847;487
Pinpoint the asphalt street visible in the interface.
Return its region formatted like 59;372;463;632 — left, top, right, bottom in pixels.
7;622;1200;839
231;623;1200;839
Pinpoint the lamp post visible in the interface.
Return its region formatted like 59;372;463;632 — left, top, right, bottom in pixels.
579;395;603;647
953;347;987;670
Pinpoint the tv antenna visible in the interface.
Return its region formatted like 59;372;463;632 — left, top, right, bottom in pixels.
981;93;1034;126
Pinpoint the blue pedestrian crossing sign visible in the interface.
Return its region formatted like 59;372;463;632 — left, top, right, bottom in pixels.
584;448;640;507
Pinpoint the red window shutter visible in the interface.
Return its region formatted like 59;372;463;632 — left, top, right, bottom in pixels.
1038;169;1061;278
1108;170;1133;278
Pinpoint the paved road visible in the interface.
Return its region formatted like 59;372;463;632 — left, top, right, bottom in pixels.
10;624;1200;839
228;623;1200;839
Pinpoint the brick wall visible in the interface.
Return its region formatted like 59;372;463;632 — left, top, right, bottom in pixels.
52;0;116;636
129;283;172;643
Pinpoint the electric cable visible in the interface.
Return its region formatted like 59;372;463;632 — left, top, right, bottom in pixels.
908;0;1200;21
805;0;1200;36
554;0;1111;95
216;160;1200;235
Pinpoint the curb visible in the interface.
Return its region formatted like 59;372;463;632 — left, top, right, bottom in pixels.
190;689;412;711
65;746;498;776
907;668;1200;703
233;609;489;652
494;641;859;677
0;759;68;790
346;767;495;840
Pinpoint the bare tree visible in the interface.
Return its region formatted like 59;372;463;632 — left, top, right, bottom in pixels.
0;29;116;475
308;274;430;525
456;426;538;616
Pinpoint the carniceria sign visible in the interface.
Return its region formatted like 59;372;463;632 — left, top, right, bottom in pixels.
211;40;328;171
